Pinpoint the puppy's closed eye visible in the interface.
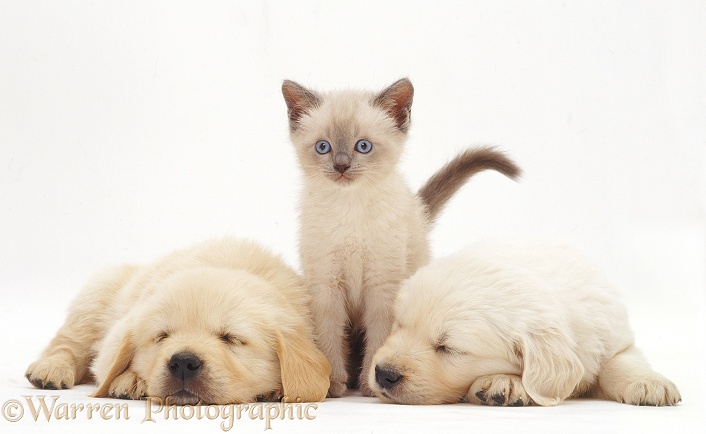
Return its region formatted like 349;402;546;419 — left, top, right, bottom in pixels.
435;344;451;354
435;345;464;356
434;334;452;355
434;337;466;356
156;332;170;343
219;333;245;346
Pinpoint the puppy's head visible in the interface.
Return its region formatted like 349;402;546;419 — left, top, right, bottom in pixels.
94;268;330;404
368;269;511;404
369;264;583;405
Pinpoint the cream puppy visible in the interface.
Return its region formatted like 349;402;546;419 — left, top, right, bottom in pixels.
370;242;681;406
26;238;330;404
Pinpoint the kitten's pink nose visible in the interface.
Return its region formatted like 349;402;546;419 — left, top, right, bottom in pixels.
333;154;351;174
334;163;350;174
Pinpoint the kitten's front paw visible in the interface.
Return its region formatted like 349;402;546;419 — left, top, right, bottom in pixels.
107;370;147;400
25;358;75;390
327;381;347;398
468;374;534;406
358;373;374;397
618;376;681;406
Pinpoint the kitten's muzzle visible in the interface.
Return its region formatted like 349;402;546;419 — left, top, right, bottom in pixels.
333;153;352;174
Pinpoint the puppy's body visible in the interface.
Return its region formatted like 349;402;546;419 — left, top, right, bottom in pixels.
26;238;330;404
283;78;520;396
370;242;681;406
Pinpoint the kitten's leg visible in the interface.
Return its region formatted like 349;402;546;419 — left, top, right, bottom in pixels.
309;281;350;397
360;279;398;397
467;374;534;406
25;266;136;390
596;345;681;406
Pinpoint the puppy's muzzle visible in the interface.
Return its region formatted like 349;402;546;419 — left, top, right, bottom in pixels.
169;352;202;381
375;365;403;390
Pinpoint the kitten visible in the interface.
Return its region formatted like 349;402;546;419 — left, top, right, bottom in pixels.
282;78;520;397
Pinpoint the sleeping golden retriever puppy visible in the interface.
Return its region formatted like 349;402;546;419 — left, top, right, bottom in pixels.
369;242;681;406
26;238;330;404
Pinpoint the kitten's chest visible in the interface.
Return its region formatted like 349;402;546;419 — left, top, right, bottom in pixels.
299;184;413;246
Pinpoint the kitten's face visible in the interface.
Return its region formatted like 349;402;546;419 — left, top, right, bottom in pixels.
282;79;413;186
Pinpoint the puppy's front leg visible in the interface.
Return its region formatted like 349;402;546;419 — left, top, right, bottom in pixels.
25;328;90;390
309;280;349;397
26;266;136;390
468;374;534;406
106;369;147;400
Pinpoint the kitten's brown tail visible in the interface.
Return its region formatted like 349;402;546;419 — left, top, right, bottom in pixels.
418;146;521;221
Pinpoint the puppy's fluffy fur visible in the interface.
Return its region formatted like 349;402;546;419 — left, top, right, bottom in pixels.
26;238;330;404
370;242;681;406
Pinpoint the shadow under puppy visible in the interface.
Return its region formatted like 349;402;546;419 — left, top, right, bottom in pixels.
26;238;331;404
370;242;681;406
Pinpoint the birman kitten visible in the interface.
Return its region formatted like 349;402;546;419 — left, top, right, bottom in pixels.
282;78;520;397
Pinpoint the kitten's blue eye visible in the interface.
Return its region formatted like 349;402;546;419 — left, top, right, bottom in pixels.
355;139;373;154
315;140;331;154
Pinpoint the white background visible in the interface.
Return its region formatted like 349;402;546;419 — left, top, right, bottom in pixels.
1;1;704;433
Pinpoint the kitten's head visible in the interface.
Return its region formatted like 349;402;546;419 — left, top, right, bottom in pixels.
282;79;413;186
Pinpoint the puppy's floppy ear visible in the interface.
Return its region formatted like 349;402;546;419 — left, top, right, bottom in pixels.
92;333;135;398
519;328;584;406
275;328;331;402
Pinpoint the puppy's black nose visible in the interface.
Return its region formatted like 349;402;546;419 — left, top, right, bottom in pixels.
375;365;402;389
169;352;202;381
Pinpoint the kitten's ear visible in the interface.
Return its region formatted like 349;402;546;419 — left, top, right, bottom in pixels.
373;78;414;133
282;80;320;132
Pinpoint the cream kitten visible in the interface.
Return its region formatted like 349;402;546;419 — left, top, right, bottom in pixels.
282;78;520;397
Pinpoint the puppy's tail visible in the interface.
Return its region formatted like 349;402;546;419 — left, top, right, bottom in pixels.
418;146;521;222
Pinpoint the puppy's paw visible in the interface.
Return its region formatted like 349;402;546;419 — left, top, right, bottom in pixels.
25;358;75;390
618;376;681;406
107;370;147;400
257;387;284;402
327;380;347;398
468;374;534;406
